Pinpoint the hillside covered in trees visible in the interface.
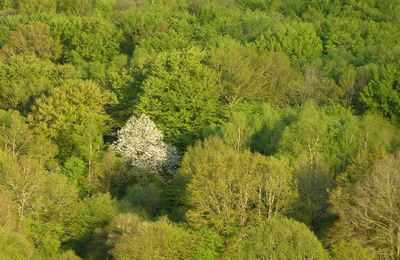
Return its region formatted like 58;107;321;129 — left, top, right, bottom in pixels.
0;0;400;259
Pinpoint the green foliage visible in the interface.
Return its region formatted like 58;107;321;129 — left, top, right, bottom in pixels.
216;102;367;173
213;7;274;43
135;48;224;147
211;38;300;105
53;16;122;64
330;154;400;258
331;239;374;260
360;65;400;124
210;103;296;153
0;0;16;10
57;0;95;15
58;250;82;260
0;55;79;111
109;214;220;260
121;182;163;218
225;218;329;259
94;0;117;13
16;0;57;14
181;137;297;234
80;193;118;230
0;109;57;169
321;17;400;79
191;228;223;260
61;157;86;182
236;0;276;11
1;21;61;60
3;0;117;15
0;153;48;225
87;149;129;194
25;174;78;256
28;80;111;160
0;148;79;256
0;228;36;259
110;4;197;53
66;193;117;254
0;16;20;47
0;188;17;230
214;102;400;233
255;20;323;65
61;157;88;195
0;109;32;155
0;0;399;257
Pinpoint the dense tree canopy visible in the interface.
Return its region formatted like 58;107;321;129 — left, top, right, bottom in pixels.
211;38;300;106
181;137;297;234
109;214;220;259
331;154;400;258
0;55;78;111
28;80;111;162
0;0;399;258
1;21;61;60
135;47;223;147
256;20;323;66
225;218;329;259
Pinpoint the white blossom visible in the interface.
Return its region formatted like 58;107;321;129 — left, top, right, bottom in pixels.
112;114;180;173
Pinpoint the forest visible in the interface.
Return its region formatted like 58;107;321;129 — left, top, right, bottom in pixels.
0;0;399;259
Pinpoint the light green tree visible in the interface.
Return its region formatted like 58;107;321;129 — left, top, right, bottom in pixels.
330;154;400;258
255;20;323;65
1;22;61;60
16;0;56;14
109;214;220;260
28;80;111;161
331;239;374;260
225;218;329;260
0;152;47;226
0;228;36;259
181;137;297;234
0;187;17;231
211;38;299;106
57;0;95;15
54;16;122;64
0;110;32;156
0;55;79;111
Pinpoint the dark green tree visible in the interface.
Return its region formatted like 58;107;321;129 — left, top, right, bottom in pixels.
360;65;400;124
135;48;223;147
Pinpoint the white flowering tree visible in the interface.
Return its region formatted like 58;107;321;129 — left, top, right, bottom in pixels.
112;114;180;174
